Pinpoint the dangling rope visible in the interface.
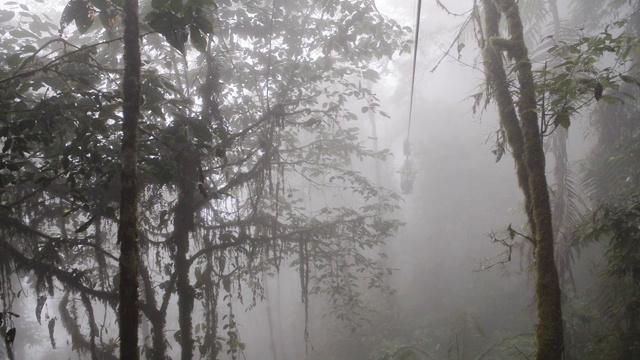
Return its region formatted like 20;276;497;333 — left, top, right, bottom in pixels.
401;0;422;194
266;0;276;113
407;0;422;141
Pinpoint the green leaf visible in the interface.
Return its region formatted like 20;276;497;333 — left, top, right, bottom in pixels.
5;328;16;345
9;28;37;39
89;0;109;11
620;74;639;87
145;9;188;54
602;94;620;104
362;69;379;81
35;295;47;325
75;12;95;33
60;0;95;34
193;13;213;34
48;318;56;348
0;10;15;22
169;0;184;13
6;53;22;68
151;0;171;9
21;44;37;53
190;25;207;52
554;110;571;129
457;42;465;59
222;276;231;293
75;213;98;233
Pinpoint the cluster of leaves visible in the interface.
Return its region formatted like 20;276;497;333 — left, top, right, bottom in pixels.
0;0;410;358
536;19;640;131
566;197;640;359
559;3;640;359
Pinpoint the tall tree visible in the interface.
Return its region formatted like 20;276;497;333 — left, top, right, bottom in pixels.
480;0;563;359
118;0;141;358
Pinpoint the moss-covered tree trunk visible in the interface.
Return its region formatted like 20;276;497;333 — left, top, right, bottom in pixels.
118;0;141;358
481;1;564;359
174;152;197;360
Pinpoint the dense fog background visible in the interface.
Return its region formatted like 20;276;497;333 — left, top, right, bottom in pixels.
232;1;598;358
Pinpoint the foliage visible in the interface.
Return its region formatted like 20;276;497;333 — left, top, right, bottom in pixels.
0;0;409;358
563;3;640;359
570;198;640;359
535;20;640;131
570;0;636;31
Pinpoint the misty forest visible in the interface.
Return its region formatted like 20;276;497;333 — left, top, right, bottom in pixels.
1;0;640;359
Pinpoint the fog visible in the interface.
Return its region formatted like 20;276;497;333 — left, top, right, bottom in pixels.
224;1;605;358
1;0;638;359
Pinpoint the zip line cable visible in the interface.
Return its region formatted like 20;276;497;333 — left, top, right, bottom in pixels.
407;0;422;144
266;0;276;112
401;0;422;194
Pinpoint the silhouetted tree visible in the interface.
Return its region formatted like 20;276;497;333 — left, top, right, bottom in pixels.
118;0;142;358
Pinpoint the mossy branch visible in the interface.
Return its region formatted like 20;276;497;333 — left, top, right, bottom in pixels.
489;36;519;56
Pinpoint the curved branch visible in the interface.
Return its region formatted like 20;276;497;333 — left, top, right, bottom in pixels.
0;215;118;261
59;291;117;360
0;238;117;302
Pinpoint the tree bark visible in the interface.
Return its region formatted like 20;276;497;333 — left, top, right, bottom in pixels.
200;52;222;360
118;0;141;358
174;151;197;360
481;1;564;359
139;261;168;360
481;0;536;238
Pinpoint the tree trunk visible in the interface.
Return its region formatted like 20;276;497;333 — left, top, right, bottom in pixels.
139;261;168;360
174;153;197;360
118;0;141;358
202;241;220;360
481;1;564;359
